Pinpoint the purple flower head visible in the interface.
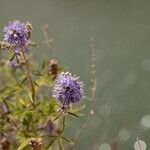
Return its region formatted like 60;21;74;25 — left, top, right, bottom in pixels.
8;60;19;68
3;21;30;52
53;72;84;106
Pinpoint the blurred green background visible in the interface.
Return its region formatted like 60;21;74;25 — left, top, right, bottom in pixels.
1;0;150;149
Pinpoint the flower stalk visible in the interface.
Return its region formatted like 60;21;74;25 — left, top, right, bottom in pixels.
21;47;35;106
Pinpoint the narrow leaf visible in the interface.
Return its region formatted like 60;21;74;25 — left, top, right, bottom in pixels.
46;137;57;150
28;88;34;104
17;138;31;150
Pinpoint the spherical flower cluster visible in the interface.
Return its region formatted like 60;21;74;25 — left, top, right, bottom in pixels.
3;20;32;52
53;72;84;106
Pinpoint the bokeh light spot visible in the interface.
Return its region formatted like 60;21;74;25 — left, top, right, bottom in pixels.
118;128;130;141
141;59;150;71
141;115;150;128
99;105;111;118
134;139;146;150
99;143;111;150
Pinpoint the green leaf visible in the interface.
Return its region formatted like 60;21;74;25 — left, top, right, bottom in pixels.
0;86;8;94
28;88;34;104
67;112;79;117
20;76;28;85
46;137;57;150
60;136;74;144
72;105;85;113
17;138;31;150
57;137;64;150
9;53;16;61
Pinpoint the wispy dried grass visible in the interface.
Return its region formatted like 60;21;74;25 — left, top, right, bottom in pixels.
68;36;97;150
42;24;54;58
42;26;98;150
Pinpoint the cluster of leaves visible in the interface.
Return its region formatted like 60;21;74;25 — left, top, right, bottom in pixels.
0;40;84;150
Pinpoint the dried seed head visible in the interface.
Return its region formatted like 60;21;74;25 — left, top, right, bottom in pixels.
48;59;58;79
0;137;10;150
0;41;13;50
29;138;42;150
0;59;7;66
26;22;33;40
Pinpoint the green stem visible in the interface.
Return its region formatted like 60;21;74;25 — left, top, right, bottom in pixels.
57;137;64;150
61;115;66;133
45;137;56;150
21;48;35;107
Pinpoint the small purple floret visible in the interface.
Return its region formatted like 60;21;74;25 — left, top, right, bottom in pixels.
53;72;84;106
8;60;19;68
3;21;28;52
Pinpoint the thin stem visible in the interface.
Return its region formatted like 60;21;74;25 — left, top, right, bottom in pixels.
57;137;64;150
61;115;66;133
68;37;97;150
21;48;35;106
45;137;57;150
55;115;66;150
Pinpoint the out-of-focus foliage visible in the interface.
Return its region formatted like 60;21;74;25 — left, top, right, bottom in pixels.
0;32;84;150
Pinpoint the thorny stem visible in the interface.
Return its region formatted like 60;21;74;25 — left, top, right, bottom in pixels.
21;47;35;107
